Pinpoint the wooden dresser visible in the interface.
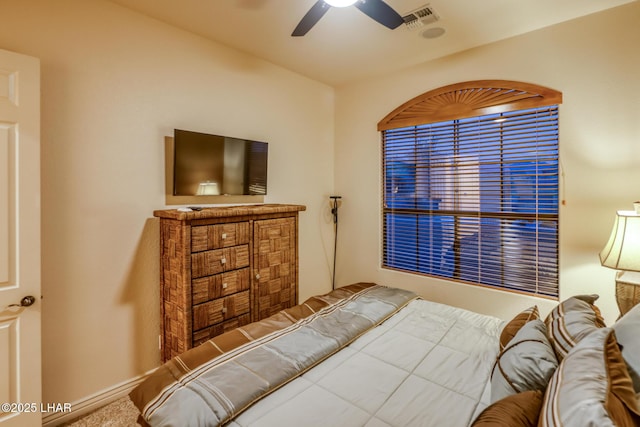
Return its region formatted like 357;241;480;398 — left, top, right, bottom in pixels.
154;204;306;361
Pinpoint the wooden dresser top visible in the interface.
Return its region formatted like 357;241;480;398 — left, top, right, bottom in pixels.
154;204;306;221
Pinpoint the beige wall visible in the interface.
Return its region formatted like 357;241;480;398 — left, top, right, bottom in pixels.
334;2;640;325
0;0;335;406
1;0;638;412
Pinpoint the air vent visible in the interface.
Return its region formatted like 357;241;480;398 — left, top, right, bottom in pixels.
402;4;439;31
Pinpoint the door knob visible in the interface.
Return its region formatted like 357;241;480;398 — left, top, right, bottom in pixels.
8;295;36;308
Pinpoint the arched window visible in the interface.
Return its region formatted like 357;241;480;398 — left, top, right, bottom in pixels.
379;80;562;298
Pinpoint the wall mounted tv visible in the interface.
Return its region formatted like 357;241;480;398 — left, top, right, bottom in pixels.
173;129;268;196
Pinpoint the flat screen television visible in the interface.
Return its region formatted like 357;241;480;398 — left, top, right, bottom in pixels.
173;129;268;196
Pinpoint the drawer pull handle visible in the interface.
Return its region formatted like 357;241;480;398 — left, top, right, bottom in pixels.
221;307;227;315
221;258;226;265
222;282;228;289
221;233;227;240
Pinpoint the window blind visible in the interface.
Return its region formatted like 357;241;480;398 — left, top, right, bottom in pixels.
245;141;268;195
382;106;559;297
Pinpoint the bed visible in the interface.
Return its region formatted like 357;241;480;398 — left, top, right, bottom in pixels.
130;283;640;427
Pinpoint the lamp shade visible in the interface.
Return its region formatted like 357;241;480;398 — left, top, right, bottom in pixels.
325;0;358;7
599;210;640;272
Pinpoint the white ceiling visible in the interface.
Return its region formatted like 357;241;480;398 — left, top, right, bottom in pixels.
108;0;634;86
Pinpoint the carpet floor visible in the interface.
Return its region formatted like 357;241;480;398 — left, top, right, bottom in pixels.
63;397;140;426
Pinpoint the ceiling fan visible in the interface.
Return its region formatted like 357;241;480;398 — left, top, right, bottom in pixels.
292;0;404;37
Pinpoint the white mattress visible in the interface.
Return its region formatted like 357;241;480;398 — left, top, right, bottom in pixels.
228;299;504;427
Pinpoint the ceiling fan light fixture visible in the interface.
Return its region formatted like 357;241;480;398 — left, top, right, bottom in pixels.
293;0;402;36
325;0;357;7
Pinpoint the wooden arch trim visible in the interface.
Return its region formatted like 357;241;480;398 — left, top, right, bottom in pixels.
377;80;563;131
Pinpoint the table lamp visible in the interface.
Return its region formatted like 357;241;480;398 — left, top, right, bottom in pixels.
599;208;640;317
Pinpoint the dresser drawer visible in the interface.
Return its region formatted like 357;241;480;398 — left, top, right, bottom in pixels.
191;245;249;278
191;222;249;252
192;314;251;347
192;291;250;331
192;268;250;305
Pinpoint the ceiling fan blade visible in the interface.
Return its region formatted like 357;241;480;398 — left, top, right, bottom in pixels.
292;1;331;37
355;0;404;30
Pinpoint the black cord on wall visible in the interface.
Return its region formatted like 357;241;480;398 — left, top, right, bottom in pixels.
330;196;341;290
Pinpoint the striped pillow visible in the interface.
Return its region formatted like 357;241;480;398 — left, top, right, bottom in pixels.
491;319;558;403
539;328;640;427
544;294;606;361
500;306;540;350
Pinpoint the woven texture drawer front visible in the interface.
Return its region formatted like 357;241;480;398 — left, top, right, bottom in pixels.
254;217;297;320
191;222;249;252
192;268;250;305
192;314;251;347
192;291;250;331
191;245;250;278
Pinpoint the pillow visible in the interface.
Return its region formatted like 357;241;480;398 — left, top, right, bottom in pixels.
614;302;640;394
539;328;640;427
491;319;558;403
500;306;540;350
472;390;543;427
544;294;606;361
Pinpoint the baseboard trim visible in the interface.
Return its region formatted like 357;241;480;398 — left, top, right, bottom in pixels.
42;369;154;427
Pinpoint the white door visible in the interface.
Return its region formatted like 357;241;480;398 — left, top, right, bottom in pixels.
0;49;41;426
